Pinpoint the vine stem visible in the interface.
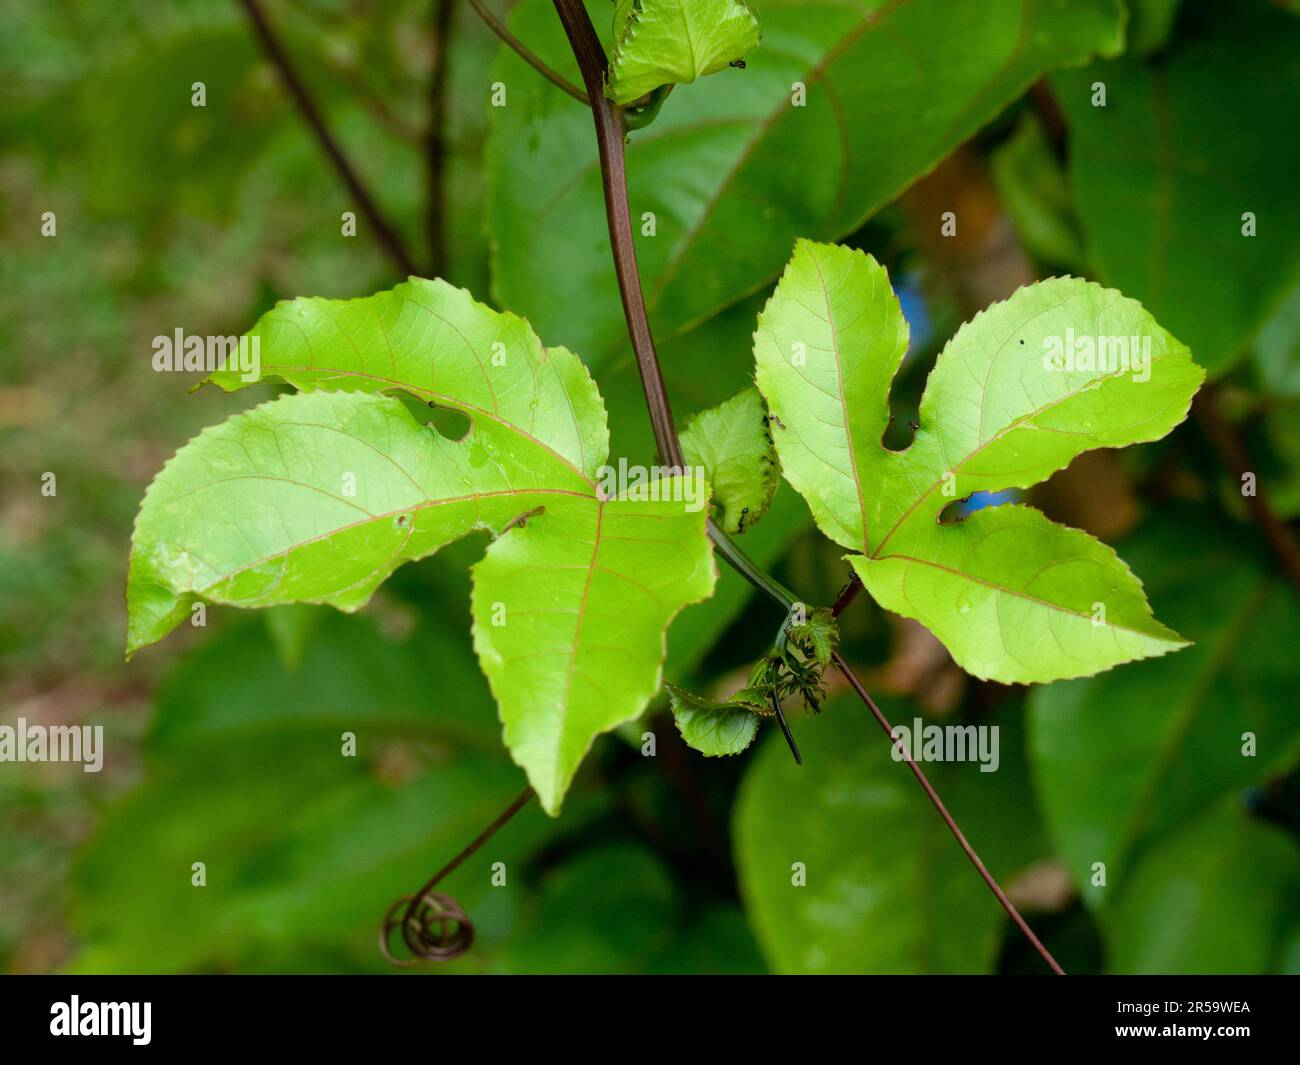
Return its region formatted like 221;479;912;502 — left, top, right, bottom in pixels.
383;786;535;964
238;0;419;278
833;653;1065;975
555;0;683;467
708;518;799;609
407;787;534;906
554;0;803;757
426;0;455;279
469;0;590;105
553;0;1065;976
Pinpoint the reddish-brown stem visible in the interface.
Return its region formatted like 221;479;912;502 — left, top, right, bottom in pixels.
832;572;863;617
554;0;1065;975
554;0;805;762
408;787;534;903
830;579;1063;973
833;652;1065;975
382;787;535;964
238;0;420;278
554;0;683;467
1194;387;1300;597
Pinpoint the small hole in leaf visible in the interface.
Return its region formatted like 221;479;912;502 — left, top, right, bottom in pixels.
938;489;1020;525
881;407;919;450
426;406;472;442
937;498;968;525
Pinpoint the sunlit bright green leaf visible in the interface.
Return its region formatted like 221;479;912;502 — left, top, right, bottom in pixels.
130;281;717;813
470;469;715;811
126;388;588;653
753;240;1203;683
210;276;609;480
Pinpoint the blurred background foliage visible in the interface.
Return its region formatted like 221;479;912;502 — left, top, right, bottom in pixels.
1;0;1298;974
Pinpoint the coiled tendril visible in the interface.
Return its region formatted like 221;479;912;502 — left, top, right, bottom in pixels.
379;787;534;966
380;890;474;964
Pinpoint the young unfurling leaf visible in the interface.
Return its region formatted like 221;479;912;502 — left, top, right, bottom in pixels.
786;605;837;670
605;0;761;106
754;240;1205;684
680;387;779;534
128;280;716;814
728;605;841;721
666;683;768;757
667;596;837;758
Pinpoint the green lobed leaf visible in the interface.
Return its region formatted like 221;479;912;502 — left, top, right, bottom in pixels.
679;386;779;533
130;280;717;814
1028;512;1300;908
487;0;1124;368
605;0;762;106
209;276;609;480
666;682;766;756
470;470;715;811
1052;0;1300;374
126;388;588;653
754;239;1203;683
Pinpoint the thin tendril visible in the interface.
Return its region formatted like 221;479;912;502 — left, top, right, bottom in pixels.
469;0;590;105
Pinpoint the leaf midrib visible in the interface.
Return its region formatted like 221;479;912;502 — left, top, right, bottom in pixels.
554;499;606;797
810;248;871;545
872;550;1181;643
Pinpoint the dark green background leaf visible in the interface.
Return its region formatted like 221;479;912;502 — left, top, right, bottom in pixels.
488;0;1123;366
1053;0;1300;374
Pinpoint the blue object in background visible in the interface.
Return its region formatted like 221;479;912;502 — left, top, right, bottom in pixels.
960;489;1020;515
895;274;932;359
